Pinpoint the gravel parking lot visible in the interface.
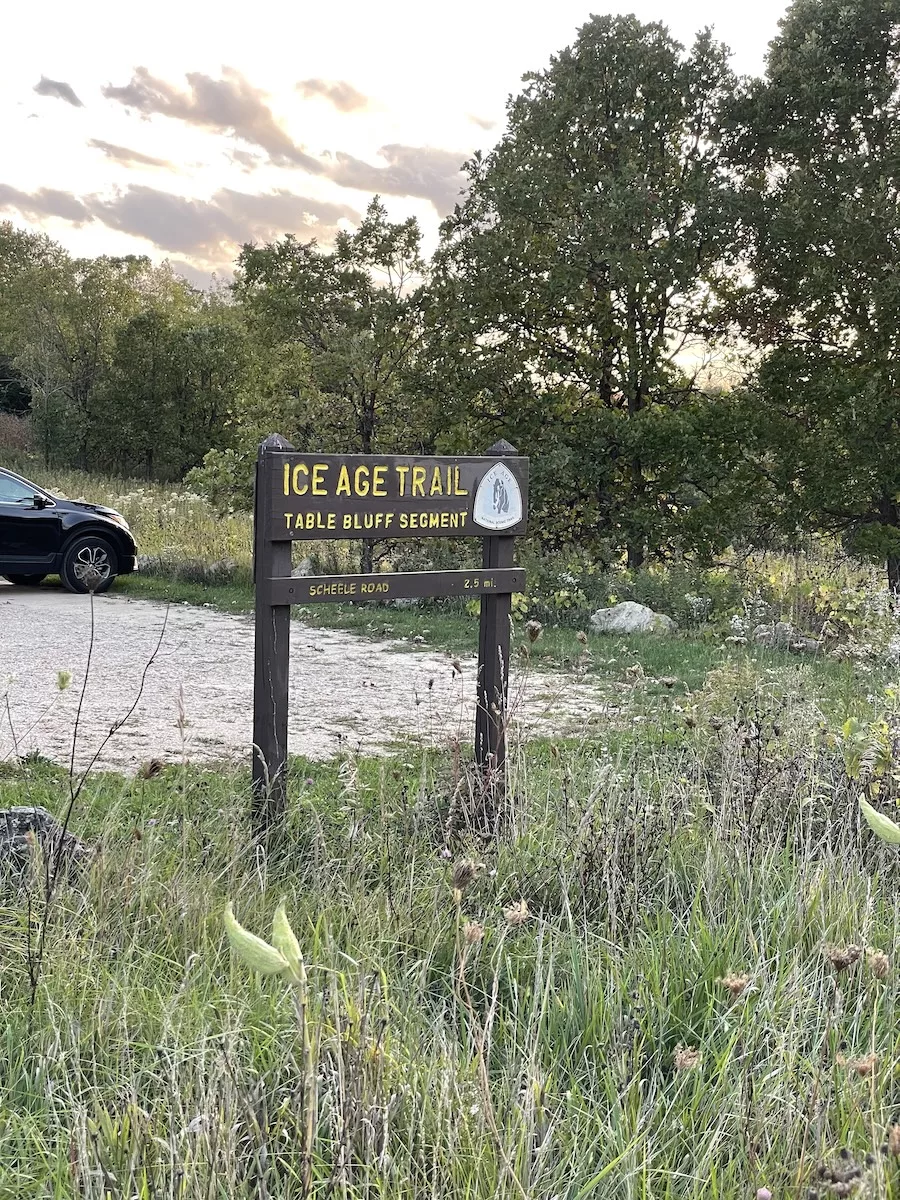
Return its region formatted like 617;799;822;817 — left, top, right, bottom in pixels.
0;583;605;773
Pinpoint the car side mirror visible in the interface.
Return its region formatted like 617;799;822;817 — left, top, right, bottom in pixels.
33;494;47;509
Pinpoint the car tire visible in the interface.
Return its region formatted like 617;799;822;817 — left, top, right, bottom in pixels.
3;574;47;587
60;536;118;594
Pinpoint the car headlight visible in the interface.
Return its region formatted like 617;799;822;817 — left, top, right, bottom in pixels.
107;512;131;532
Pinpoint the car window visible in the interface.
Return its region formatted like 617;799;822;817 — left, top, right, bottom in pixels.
0;474;37;504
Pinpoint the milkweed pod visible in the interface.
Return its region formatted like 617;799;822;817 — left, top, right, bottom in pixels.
859;797;900;845
272;899;305;985
223;903;290;976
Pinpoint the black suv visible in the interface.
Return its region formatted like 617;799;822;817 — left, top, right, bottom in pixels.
0;467;137;593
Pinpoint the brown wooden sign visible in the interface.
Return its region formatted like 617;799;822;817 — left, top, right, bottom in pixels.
270;453;529;540
251;436;529;841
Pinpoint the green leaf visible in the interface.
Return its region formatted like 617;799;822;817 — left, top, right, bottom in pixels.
858;797;900;845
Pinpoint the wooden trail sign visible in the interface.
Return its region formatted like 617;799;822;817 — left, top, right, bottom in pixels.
251;435;529;839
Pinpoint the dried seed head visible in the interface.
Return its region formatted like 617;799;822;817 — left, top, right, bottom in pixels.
525;620;543;644
825;944;862;972
463;921;484;945
718;972;751;998
867;948;890;979
660;676;679;689
138;758;165;780
576;630;589;646
889;1125;900;1157
503;899;530;927
674;1044;701;1071
851;1053;878;1077
451;858;484;894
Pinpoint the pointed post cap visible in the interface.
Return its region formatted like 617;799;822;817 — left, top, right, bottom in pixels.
259;433;295;454
484;439;518;456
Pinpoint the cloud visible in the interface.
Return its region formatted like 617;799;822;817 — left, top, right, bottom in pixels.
0;184;92;224
88;139;172;169
90;184;358;261
328;144;467;214
102;66;322;171
167;259;226;290
229;149;263;172
296;78;370;113
33;76;83;107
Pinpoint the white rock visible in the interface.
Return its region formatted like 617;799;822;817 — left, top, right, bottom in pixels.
589;601;677;635
291;558;314;578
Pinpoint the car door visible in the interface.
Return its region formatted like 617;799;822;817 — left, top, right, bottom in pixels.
0;473;60;569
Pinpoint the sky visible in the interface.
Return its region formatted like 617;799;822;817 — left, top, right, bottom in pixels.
1;0;792;285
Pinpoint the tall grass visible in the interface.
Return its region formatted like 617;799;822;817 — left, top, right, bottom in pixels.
3;651;900;1198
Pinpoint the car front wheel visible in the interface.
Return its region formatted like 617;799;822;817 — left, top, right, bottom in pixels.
3;573;47;587
61;536;117;594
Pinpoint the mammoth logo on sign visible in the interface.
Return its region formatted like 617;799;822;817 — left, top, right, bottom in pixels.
473;463;524;531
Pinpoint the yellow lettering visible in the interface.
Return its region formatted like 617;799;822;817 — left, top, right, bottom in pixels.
454;466;468;496
399;513;409;528
396;465;410;496
412;466;426;497
372;465;387;496
429;466;443;496
283;462;290;496
336;466;351;496
284;512;292;529
429;512;440;528
312;464;328;495
440;512;449;528
384;513;395;529
354;465;370;496
343;514;353;529
327;513;336;529
292;463;309;495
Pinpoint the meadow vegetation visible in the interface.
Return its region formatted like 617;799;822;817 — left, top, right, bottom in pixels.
3;641;900;1197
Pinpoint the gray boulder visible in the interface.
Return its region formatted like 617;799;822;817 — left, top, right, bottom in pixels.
291;557;314;578
0;807;91;878
590;601;677;635
752;621;795;649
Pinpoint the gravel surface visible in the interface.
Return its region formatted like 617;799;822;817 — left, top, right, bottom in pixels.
0;584;606;773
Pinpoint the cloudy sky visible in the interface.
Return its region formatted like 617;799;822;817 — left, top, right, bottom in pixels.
2;0;790;283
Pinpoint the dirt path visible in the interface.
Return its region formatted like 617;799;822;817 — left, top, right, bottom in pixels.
0;584;607;773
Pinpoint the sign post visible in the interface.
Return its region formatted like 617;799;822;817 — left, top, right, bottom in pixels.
251;439;529;841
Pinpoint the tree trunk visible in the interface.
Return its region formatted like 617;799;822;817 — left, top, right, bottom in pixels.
627;541;645;570
888;553;900;595
360;540;374;574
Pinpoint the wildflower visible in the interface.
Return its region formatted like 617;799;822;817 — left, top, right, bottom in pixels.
718;972;751;998
756;1189;772;1200
673;1044;700;1071
463;921;484;945
525;620;543;644
503;899;530;926
825;944;862;972
867;948;890;979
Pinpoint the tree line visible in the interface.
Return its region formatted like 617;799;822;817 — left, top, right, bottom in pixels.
2;0;899;587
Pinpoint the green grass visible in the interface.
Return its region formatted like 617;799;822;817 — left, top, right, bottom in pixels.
3;644;900;1197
